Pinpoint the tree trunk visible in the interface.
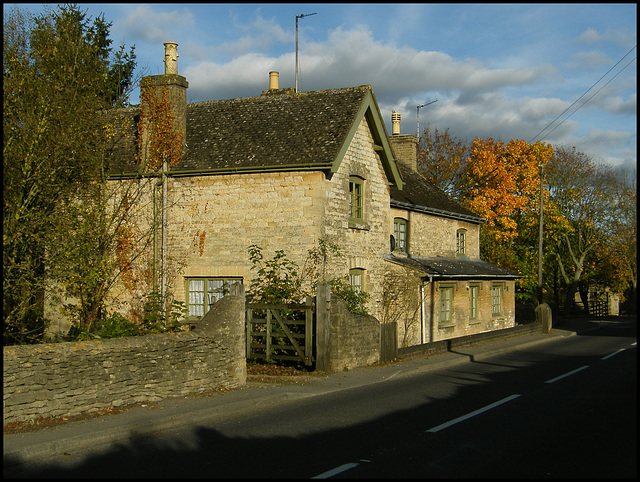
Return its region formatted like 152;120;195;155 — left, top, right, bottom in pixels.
563;280;579;314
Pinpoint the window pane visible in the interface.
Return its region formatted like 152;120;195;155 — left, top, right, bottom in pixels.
394;219;407;252
349;270;363;293
350;179;363;220
469;286;478;319
189;280;205;317
457;230;466;255
440;287;452;323
208;279;225;304
492;286;502;315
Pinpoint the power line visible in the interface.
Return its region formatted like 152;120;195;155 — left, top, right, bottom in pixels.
529;45;636;143
538;55;636;141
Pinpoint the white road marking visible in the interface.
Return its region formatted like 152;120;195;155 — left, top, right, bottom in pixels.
601;348;626;360
311;462;359;479
425;394;521;433
544;365;589;384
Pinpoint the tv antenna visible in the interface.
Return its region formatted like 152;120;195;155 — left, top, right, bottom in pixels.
417;100;437;140
295;12;316;93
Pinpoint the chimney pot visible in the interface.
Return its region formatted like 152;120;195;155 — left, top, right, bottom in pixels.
163;42;179;75
269;71;279;90
392;111;401;136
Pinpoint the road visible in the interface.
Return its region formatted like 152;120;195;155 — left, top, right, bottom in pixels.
6;320;636;478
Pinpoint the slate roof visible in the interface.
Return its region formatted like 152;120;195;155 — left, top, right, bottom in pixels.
384;254;522;280
390;162;484;223
107;85;384;177
106;82;481;225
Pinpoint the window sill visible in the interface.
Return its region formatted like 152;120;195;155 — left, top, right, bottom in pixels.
468;320;482;325
348;220;370;231
438;323;456;329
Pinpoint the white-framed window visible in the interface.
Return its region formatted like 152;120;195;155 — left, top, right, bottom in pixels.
349;268;364;294
491;283;503;316
187;277;242;319
393;218;408;252
469;284;479;321
456;229;467;256
439;285;454;325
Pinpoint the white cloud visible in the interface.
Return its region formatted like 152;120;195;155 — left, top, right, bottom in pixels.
217;12;290;57
121;5;195;43
577;28;636;48
565;50;612;70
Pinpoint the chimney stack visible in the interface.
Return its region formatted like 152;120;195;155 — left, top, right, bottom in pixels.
269;71;279;90
163;42;179;75
139;42;189;165
387;110;418;172
392;111;401;135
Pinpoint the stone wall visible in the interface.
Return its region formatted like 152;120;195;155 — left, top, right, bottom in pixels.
324;118;394;321
3;292;246;426
398;321;543;358
391;206;480;259
329;296;381;371
423;279;516;344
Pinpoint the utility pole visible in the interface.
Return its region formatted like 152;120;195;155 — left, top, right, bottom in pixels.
295;12;316;93
417;100;437;141
538;162;544;304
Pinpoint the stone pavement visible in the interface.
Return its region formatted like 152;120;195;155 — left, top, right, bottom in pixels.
3;317;605;468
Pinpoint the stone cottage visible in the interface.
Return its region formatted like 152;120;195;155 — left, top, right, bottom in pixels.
47;42;521;348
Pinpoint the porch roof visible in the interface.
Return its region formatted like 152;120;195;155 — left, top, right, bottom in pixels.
384;254;522;280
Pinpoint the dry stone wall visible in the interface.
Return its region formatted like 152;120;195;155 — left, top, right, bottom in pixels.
329;296;381;371
3;293;246;426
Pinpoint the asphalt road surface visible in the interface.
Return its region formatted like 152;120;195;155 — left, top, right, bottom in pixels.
6;319;636;478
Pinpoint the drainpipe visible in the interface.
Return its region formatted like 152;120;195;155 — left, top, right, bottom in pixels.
153;182;158;294
428;275;434;343
420;283;426;344
161;155;168;313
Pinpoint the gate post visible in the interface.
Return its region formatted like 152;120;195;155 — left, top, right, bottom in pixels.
316;282;331;372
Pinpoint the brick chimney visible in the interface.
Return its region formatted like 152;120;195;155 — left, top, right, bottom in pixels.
139;42;189;164
387;111;418;172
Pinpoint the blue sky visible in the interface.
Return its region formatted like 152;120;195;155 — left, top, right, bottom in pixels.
8;3;637;174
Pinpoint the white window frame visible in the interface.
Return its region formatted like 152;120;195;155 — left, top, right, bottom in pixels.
349;268;364;294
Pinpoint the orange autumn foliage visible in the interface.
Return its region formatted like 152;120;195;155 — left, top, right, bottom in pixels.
461;138;553;242
137;81;184;171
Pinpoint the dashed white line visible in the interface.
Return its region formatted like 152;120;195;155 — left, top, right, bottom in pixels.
544;365;589;384
425;394;521;433
311;462;359;479
601;348;626;360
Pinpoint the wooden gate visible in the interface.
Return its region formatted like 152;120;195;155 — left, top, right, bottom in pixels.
590;292;609;317
246;297;314;366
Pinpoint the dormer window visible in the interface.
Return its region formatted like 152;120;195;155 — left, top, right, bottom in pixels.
456;229;467;256
393;218;408;253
